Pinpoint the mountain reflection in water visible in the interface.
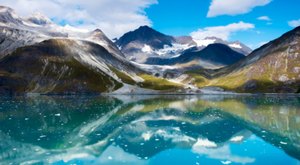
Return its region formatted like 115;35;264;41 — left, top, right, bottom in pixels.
0;95;299;165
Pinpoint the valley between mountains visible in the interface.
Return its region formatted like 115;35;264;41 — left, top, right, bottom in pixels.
0;6;299;95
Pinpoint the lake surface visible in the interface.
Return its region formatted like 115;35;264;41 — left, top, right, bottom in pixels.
0;95;299;165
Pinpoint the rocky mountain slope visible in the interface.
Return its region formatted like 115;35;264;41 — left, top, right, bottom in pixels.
0;39;128;94
0;39;183;95
0;6;182;95
0;5;299;94
188;26;300;93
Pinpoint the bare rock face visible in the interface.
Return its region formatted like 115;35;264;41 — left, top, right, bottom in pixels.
243;80;258;91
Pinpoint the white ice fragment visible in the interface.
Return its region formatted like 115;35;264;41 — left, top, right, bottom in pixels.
221;160;232;164
280;141;287;145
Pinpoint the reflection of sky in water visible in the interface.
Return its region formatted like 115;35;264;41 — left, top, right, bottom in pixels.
0;95;299;165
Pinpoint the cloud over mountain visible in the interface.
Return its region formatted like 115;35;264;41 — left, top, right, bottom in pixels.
207;0;271;17
0;0;158;38
288;19;300;28
190;21;255;42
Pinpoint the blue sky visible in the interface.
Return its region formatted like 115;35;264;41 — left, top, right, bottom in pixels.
145;0;300;48
1;0;299;49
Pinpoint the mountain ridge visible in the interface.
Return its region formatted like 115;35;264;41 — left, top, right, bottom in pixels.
115;25;252;64
187;26;300;93
0;5;299;94
145;43;245;69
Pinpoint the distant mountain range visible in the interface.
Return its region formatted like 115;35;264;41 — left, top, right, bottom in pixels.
145;43;245;69
115;25;252;65
0;6;299;94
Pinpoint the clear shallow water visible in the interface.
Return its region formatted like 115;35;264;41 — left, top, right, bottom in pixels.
0;95;299;165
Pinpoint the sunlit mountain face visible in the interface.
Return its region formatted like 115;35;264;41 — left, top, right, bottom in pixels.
0;95;299;164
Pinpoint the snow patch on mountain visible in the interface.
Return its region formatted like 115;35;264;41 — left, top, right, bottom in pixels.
74;41;121;81
193;38;216;47
132;62;177;75
141;43;196;58
25;12;53;26
155;43;195;57
229;43;242;49
142;44;153;53
192;37;252;55
0;6;126;59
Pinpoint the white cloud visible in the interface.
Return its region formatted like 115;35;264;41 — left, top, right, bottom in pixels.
288;19;300;28
0;0;158;38
190;21;255;42
207;0;271;17
257;16;271;21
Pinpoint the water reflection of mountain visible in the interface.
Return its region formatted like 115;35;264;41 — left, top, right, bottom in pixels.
0;95;299;164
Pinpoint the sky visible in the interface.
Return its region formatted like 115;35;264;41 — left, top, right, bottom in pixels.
0;0;299;49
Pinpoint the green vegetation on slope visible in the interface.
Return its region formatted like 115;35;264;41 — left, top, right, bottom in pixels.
186;45;300;93
137;74;182;91
109;67;136;85
0;40;124;94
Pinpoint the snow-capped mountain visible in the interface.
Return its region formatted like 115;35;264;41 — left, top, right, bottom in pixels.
0;6;65;57
0;5;299;94
0;6;182;95
146;43;246;69
0;6;124;59
116;26;252;64
25;12;53;26
115;26;197;63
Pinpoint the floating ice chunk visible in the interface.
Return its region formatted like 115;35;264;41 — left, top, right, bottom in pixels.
142;132;152;141
230;136;244;142
221;160;232;164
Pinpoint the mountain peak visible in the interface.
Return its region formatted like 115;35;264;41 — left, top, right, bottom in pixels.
91;28;105;36
0;6;14;13
116;25;175;50
93;28;104;33
88;28;108;42
137;25;152;30
0;5;22;25
133;25;164;35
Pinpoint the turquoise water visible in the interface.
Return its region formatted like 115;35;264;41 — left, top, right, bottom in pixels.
0;95;299;165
